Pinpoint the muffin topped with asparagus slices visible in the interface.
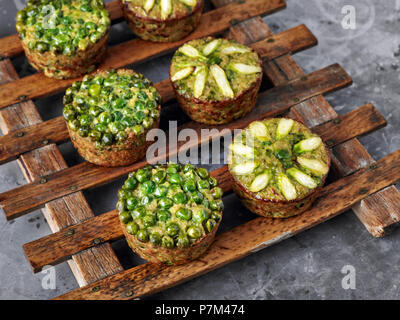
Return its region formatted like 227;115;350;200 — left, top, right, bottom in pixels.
117;163;224;265
120;0;204;42
16;0;110;79
228;118;330;218
170;37;263;125
63;69;161;167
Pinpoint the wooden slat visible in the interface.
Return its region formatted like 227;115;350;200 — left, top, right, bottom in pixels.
0;0;286;110
0;1;123;59
0;24;317;164
55;149;400;300
0;60;123;287
22;103;386;272
0;63;352;220
251;18;400;237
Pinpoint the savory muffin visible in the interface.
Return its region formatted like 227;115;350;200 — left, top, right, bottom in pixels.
120;0;204;42
228;118;330;218
16;0;110;79
63;69;161;167
117;163;224;265
170;37;263;125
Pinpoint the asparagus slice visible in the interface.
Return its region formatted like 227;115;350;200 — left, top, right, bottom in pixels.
179;44;202;58
297;157;329;176
276;118;294;140
210;64;234;98
249;172;270;192
231;63;262;74
287;168;317;189
171;67;194;82
203;39;222;56
160;0;172;19
178;0;197;6
231;161;257;175
221;46;251;54
249;121;270;141
143;0;155;12
230;143;255;158
277;173;297;201
293;137;322;154
193;67;207;98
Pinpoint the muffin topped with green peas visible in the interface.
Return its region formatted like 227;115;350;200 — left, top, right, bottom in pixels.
170;37;263;125
117;163;224;265
120;0;204;42
16;0;110;79
63;69;161;167
228;118;330;218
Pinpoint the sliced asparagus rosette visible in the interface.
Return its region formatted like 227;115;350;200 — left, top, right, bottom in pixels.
228;118;330;218
170;37;263;124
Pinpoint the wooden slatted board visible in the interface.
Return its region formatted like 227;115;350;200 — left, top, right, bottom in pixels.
0;0;399;299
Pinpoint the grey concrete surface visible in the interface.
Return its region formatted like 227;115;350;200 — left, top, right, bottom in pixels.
0;0;399;300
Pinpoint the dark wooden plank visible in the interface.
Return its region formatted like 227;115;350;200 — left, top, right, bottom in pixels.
54;149;400;300
0;59;123;286
0;24;317;164
22;104;386;272
0;63;353;220
0;1;123;59
0;0;286;110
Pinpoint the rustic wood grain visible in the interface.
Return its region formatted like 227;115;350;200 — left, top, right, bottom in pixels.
0;0;286;110
0;59;123;287
22;104;386;273
0;63;353;220
0;24;317;165
54;149;400;300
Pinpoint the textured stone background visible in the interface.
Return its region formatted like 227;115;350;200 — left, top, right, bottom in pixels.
0;0;399;300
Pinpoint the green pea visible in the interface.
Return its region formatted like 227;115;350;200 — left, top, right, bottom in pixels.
162;236;175;249
205;219;217;233
89;130;102;142
136;168;150;183
16;10;27;22
197;179;210;190
79;114;91;126
176;235;190;248
190;191;204;204
167;163;180;174
116;200;126;212
89;106;101;117
152;170;166;184
124;177;138;190
183;164;195;173
154;185;168;198
158;197;174;209
119;211;131;224
95;123;107;133
78;126;89;137
63;107;76;121
80;4;92;12
149;232;162;245
143;215;156;228
192;208;209;223
135;100;145;111
212;187;223;199
169;173;183;185
157;209;171;222
132;125;144;135
165;223;180;237
98;112;112;124
102;133;113;145
150;109;160;119
211;211;222;222
136;229;149;242
36;41;49;53
61;16;73;25
121;116;136;128
85;21;97;30
112;98;126;109
133;111;145;123
141;180;156;195
126;197;139;210
77;27;88;38
118;188;131;199
187;226;202;239
109;122;124;134
126;222;139;235
132;206;146;219
210;200;224;212
89;84;101;97
184;170;196;180
197;168;209;179
141;195;153;206
116;131;127;142
176;208;192;221
209;177;218;188
142;117;154;129
183;179;197;192
172;192;188;204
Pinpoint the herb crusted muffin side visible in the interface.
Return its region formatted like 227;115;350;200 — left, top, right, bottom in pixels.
228;118;330;218
120;0;204;42
63;69;161;167
170;37;263;125
117;163;224;265
16;0;111;79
